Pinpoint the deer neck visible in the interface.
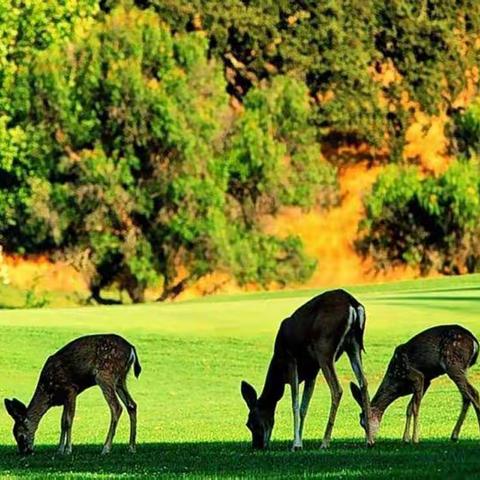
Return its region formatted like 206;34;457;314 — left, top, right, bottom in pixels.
257;355;286;412
27;386;51;432
371;385;398;420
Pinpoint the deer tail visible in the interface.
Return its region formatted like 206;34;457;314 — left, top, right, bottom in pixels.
355;305;366;353
130;346;142;378
470;337;479;367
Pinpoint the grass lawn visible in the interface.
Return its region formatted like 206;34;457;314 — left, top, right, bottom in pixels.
0;274;480;478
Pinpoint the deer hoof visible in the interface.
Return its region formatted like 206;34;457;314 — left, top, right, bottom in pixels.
291;444;302;452
129;445;137;454
57;446;71;456
320;441;330;450
101;446;111;455
451;436;459;443
402;437;411;444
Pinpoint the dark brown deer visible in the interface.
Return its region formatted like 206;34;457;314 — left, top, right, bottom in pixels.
241;289;373;450
351;324;480;443
4;334;141;455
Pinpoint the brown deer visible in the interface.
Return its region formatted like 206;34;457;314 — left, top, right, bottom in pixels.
4;334;141;455
351;324;480;444
241;289;373;450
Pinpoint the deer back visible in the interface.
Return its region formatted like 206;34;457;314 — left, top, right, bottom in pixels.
396;325;479;379
39;334;138;401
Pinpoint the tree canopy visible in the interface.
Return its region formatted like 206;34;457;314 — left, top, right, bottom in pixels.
2;0;480;300
0;4;336;301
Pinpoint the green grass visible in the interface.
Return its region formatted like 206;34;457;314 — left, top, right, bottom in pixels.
1;275;480;478
0;283;81;309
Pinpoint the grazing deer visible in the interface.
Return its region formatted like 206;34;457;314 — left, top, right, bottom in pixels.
351;324;480;444
4;334;141;455
241;289;373;450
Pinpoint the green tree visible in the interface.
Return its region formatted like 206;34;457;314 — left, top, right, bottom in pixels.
135;0;385;147
357;160;480;275
225;76;337;221
0;5;335;301
133;0;480;159
0;0;99;253
453;99;480;157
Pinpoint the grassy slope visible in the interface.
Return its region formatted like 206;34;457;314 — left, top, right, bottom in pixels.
0;275;480;478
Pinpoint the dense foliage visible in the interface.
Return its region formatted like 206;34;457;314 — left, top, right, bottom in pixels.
358;160;480;275
131;0;480;156
453;99;480;157
0;5;335;301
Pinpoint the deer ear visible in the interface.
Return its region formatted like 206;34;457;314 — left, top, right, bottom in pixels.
4;398;27;420
241;381;257;409
350;382;363;408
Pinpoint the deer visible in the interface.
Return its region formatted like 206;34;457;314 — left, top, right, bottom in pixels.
241;289;374;451
351;324;480;444
4;334;141;456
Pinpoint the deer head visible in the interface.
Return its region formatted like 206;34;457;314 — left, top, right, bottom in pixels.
350;348;412;442
4;398;35;455
350;383;381;442
241;381;274;449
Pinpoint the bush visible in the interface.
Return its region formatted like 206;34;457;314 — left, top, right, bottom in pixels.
453;100;480;157
0;6;337;301
357;159;480;275
225;76;338;217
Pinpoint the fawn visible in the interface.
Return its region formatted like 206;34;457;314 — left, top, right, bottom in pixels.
5;334;141;455
351;324;479;443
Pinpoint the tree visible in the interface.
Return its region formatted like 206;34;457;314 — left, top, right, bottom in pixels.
134;0;385;147
357;159;480;275
133;0;480;159
0;5;336;302
0;0;99;253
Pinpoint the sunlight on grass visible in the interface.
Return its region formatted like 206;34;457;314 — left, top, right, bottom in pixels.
0;276;480;478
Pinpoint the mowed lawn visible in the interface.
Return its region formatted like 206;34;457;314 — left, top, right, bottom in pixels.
0;276;480;479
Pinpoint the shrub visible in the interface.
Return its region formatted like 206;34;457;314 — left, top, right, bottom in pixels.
453;100;480;157
0;6;337;301
357;159;480;275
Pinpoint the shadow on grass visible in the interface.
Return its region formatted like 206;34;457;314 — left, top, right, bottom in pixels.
0;439;479;478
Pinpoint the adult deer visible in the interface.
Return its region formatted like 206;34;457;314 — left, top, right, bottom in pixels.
241;289;373;450
4;334;141;455
351;324;480;443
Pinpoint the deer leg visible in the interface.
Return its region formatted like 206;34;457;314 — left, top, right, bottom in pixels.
116;378;137;453
299;378;316;441
347;344;373;446
319;359;342;449
467;384;480;432
290;364;302;451
58;394;76;455
403;380;429;443
97;378;123;455
451;397;470;442
64;395;76;454
447;367;480;438
58;409;67;454
403;397;414;443
410;373;425;444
